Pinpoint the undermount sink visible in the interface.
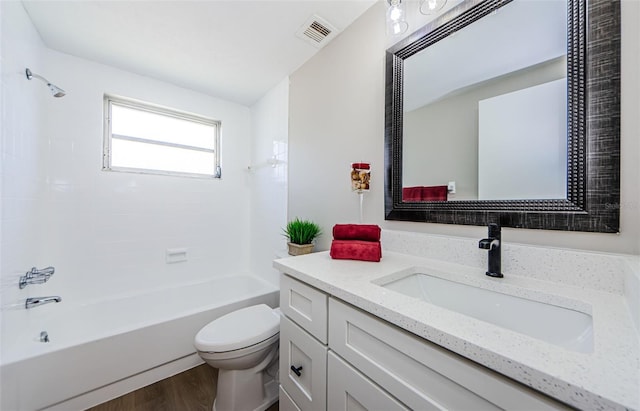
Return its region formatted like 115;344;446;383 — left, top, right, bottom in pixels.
377;272;593;353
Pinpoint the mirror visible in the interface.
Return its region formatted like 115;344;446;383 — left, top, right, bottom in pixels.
403;0;567;201
384;0;620;232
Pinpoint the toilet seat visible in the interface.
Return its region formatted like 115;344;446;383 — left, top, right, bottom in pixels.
197;333;279;362
195;304;279;353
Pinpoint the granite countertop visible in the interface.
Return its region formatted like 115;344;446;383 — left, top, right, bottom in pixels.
274;251;640;411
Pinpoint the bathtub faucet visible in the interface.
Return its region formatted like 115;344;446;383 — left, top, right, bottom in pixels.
25;296;62;309
19;266;55;289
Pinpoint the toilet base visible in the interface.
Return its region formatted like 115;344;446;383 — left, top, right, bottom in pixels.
212;377;278;411
212;370;278;411
211;345;279;411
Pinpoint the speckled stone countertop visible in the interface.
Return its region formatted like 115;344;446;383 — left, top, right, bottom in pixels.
274;251;640;411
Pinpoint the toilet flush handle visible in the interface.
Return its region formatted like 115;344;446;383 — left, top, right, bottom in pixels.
290;365;303;377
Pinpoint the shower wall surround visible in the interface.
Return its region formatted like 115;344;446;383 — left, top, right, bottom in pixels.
1;2;49;311
15;48;252;302
1;2;286;319
249;79;289;286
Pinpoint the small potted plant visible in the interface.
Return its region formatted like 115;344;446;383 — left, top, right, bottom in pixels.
283;218;322;256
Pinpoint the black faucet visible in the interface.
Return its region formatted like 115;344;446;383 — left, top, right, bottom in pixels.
478;223;502;278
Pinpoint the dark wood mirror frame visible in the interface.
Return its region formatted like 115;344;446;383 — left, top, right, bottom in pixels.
384;0;620;232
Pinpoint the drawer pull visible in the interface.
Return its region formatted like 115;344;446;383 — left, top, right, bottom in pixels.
291;365;303;377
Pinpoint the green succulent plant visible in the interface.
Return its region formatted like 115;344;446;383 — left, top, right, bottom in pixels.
283;218;322;245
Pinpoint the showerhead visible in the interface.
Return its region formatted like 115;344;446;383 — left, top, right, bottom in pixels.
47;84;66;98
25;68;66;98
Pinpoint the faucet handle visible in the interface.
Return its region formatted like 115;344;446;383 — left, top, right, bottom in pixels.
479;238;499;250
19;266;55;289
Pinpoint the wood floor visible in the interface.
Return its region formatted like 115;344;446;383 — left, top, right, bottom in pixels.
88;365;279;411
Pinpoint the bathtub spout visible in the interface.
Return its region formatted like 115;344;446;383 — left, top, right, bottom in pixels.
25;296;62;309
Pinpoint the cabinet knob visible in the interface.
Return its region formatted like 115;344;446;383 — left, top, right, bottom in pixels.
290;365;303;377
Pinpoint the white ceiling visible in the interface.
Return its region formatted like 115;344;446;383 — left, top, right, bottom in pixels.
22;0;376;106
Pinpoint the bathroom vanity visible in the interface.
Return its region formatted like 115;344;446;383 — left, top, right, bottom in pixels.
275;251;639;411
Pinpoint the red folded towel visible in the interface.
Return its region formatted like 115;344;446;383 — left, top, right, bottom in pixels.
332;224;381;242
402;186;423;202
422;185;448;201
330;240;381;262
402;185;448;201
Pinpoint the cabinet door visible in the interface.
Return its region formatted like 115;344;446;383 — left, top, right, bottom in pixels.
280;274;328;343
327;352;410;411
329;298;569;411
280;316;327;411
279;385;301;411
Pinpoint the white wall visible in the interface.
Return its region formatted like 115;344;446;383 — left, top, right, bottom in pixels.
627;1;640;255
1;0;48;329
1;2;255;323
289;0;640;256
249;78;289;285
478;79;567;200
289;3;386;249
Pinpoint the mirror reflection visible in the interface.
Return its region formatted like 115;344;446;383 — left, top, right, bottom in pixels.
402;0;568;202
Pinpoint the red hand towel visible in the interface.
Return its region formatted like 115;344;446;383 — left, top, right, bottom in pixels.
402;186;423;202
330;240;381;262
402;186;448;201
332;224;381;242
422;185;448;201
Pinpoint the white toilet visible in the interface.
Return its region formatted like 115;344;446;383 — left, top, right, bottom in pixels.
195;304;280;411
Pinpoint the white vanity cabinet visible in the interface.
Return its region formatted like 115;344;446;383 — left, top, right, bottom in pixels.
279;274;570;411
279;275;328;411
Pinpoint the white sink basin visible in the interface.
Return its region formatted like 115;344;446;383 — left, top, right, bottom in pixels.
378;272;593;353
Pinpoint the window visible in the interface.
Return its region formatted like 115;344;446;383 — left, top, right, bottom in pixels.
103;95;221;178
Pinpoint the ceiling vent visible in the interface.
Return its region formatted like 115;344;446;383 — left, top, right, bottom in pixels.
296;15;339;49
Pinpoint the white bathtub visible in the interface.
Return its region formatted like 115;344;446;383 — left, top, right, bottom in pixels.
0;274;279;411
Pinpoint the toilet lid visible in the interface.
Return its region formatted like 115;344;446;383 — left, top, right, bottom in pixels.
195;304;280;352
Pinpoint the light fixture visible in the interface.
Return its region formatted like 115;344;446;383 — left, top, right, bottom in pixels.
420;0;447;15
25;68;66;97
386;0;409;36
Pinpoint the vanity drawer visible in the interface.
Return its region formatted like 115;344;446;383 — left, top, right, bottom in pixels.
327;351;410;411
329;298;570;411
280;274;328;343
280;316;327;411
